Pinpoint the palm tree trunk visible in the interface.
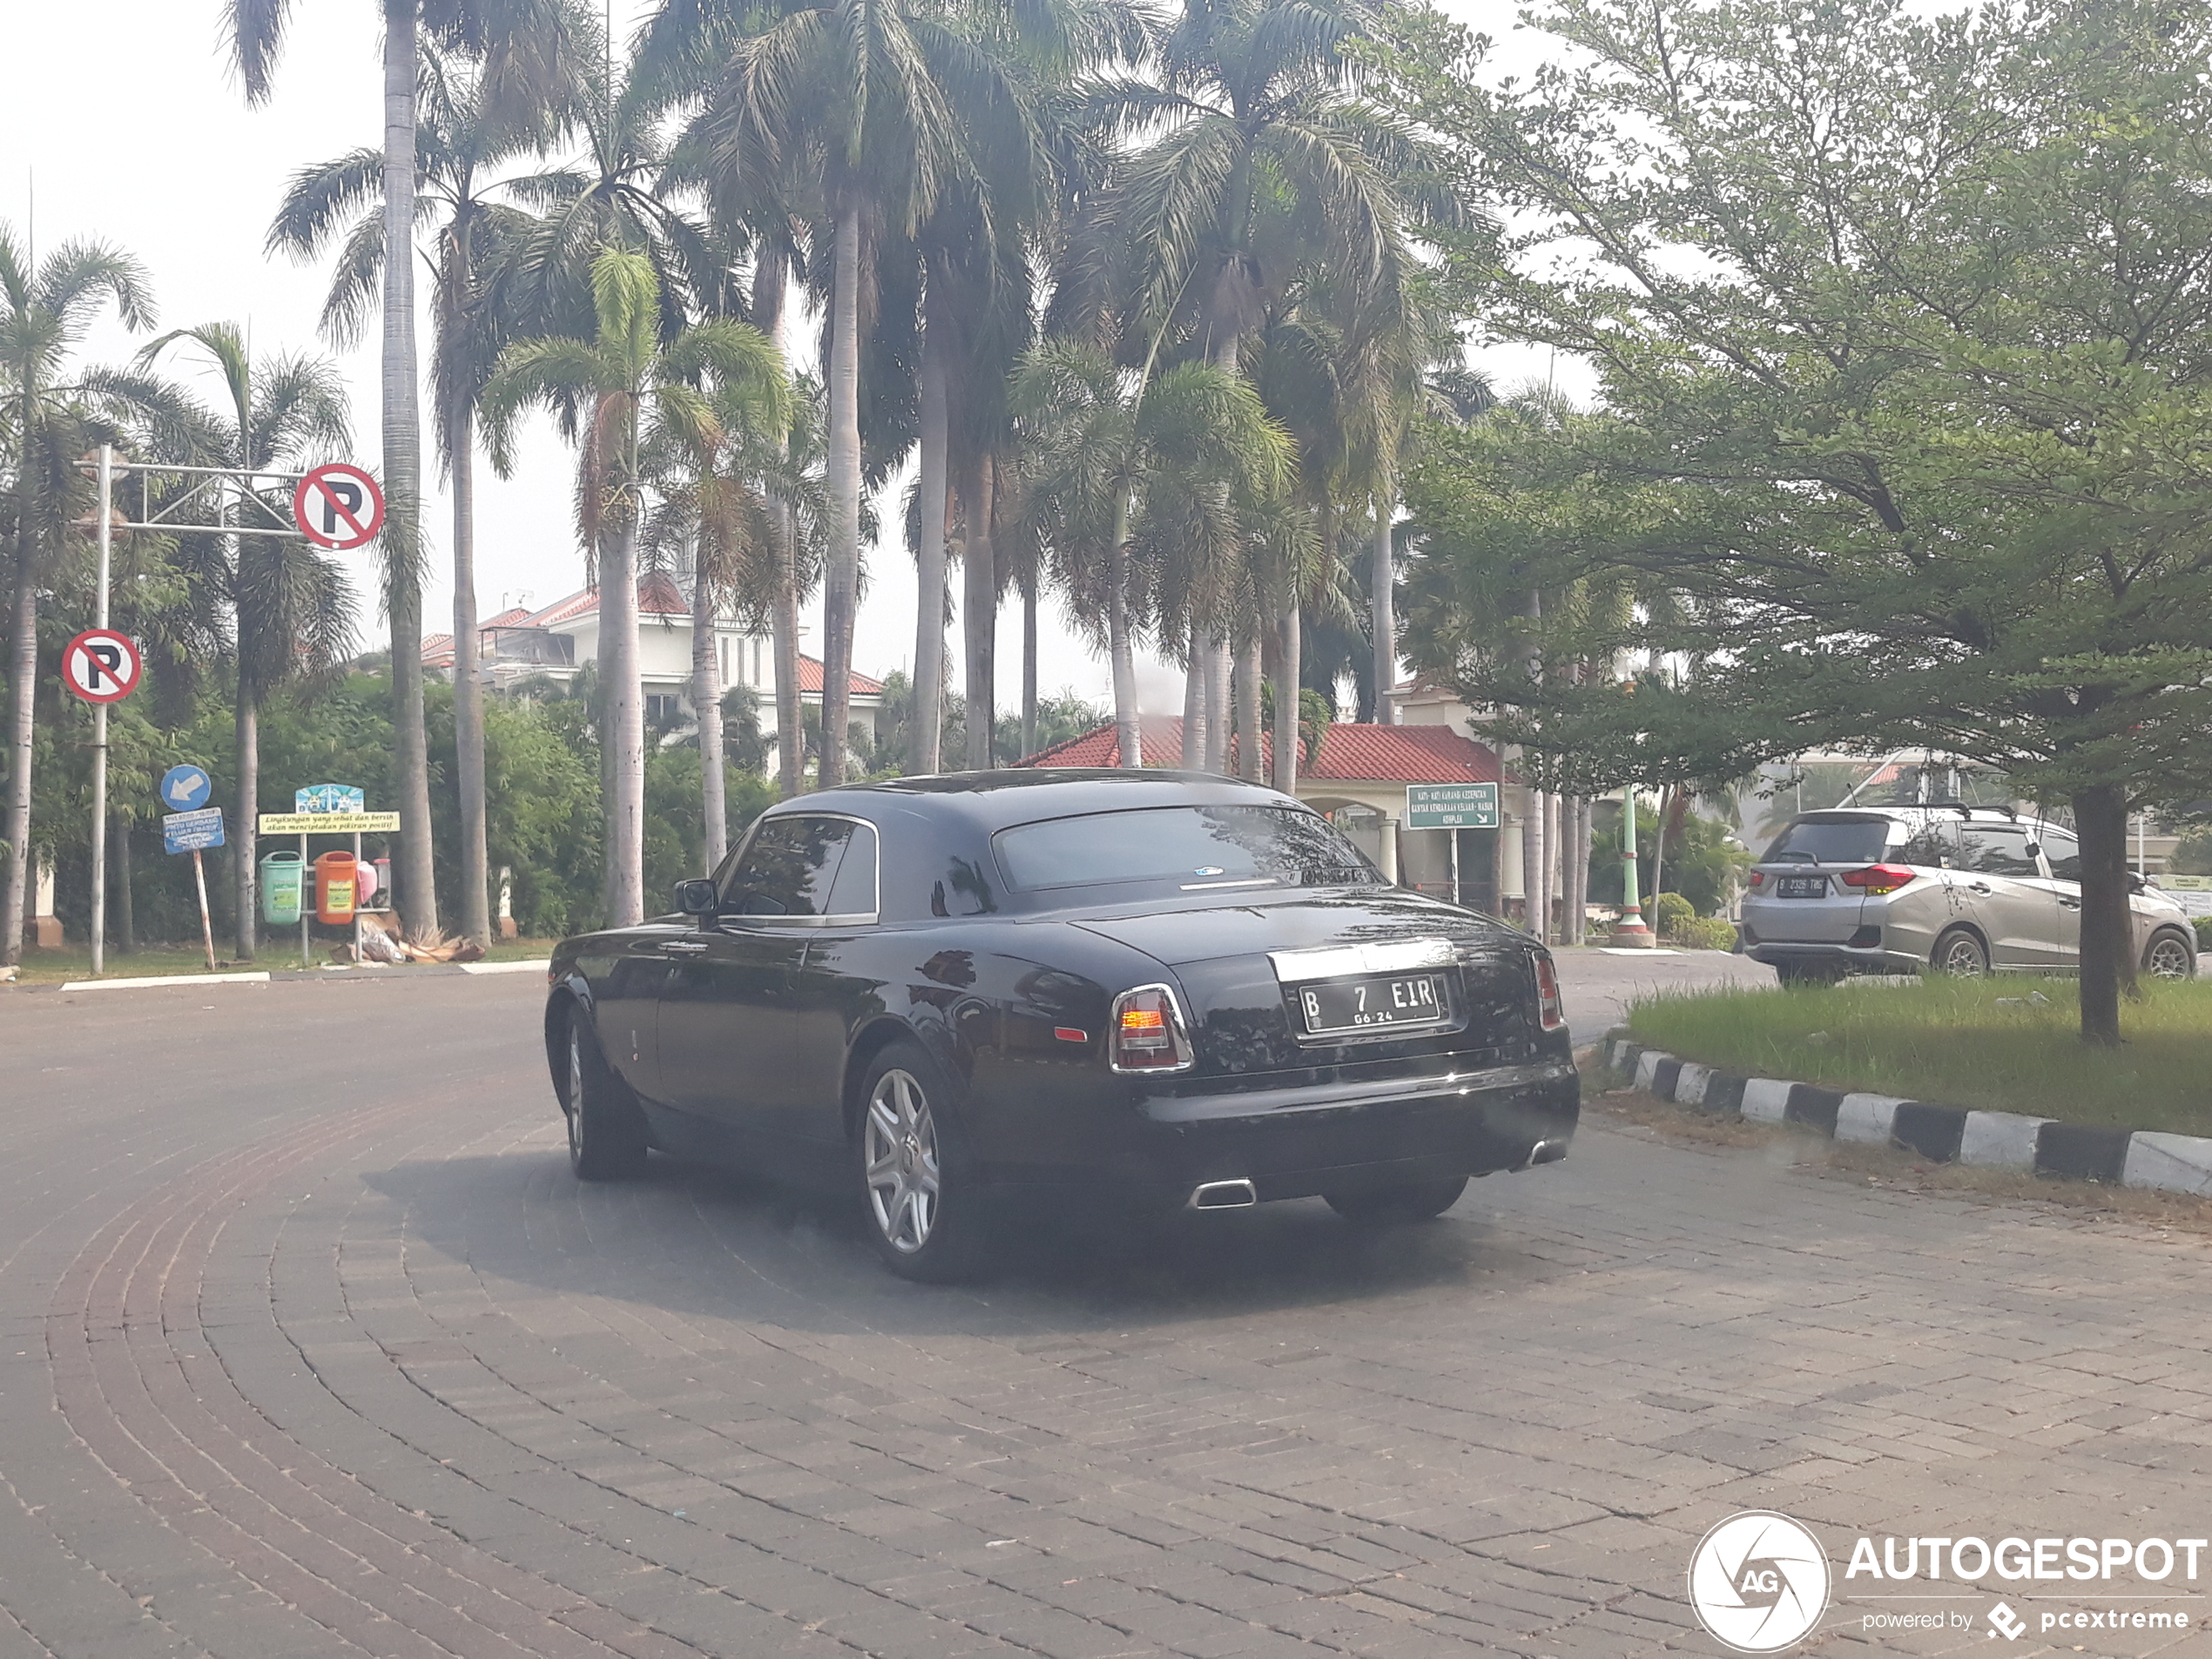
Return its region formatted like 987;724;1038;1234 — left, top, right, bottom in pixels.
1206;638;1232;773
383;0;436;936
233;687;258;961
773;509;803;798
1108;499;1143;769
604;518;645;925
751;250;805;800
452;401;491;945
1182;649;1204;768
1020;567;1037;761
1545;791;1562;943
115;813;134;953
692;546;727;869
3;516;35;966
1371;499;1395;724
914;286;951;774
1235;637;1263;781
961;454;996;770
1271;603;1302;794
1521;781;1546;939
819;200;863;789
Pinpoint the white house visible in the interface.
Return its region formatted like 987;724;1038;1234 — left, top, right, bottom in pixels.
422;572;886;750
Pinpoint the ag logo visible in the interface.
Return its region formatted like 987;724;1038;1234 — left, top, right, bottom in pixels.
1687;1511;1831;1652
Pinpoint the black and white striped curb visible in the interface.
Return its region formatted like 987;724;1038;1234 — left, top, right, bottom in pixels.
1601;1033;2212;1199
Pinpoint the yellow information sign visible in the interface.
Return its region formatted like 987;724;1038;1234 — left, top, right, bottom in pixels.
258;812;401;834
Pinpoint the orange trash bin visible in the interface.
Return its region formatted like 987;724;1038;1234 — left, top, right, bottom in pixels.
314;850;360;924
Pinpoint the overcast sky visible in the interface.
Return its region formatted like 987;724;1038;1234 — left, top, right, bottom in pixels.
4;0;1574;719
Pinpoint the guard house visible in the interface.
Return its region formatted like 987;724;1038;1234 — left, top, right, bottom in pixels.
1012;718;1513;911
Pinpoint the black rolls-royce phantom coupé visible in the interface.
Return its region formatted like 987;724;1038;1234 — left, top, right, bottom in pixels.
545;770;1578;1279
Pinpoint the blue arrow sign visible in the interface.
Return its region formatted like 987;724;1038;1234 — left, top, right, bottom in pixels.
164;806;226;854
159;765;212;813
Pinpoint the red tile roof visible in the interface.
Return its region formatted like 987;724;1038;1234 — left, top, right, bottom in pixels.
421;632;455;667
799;654;887;697
523;574;690;628
481;606;536;628
1015;718;1504;784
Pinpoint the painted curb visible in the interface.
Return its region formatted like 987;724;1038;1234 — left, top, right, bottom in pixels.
24;961;551;995
1598;1030;2212;1201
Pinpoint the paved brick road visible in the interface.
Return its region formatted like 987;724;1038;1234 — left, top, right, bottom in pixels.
0;969;2206;1658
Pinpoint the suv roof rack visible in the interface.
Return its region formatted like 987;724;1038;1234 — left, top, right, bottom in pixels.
1920;799;2015;819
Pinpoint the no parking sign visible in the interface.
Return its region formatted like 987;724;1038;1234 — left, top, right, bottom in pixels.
63;629;141;705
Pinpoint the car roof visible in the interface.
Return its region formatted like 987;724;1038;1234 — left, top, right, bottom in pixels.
762;768;1305;835
1785;806;2054;827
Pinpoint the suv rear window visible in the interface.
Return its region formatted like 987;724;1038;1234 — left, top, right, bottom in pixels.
995;806;1380;893
1760;816;1889;866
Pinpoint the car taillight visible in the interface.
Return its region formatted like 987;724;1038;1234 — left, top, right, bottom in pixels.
1840;864;1917;895
1747;870;1764;888
1109;985;1195;1073
1534;955;1565;1032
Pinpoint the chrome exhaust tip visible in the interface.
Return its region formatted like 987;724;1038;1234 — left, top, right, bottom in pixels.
1518;1139;1568;1171
1190;1177;1258;1211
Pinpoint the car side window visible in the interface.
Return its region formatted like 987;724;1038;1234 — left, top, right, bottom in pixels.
2039;826;2082;881
718;816;856;917
1894;821;1957;868
1956;824;2038;877
822;823;880;921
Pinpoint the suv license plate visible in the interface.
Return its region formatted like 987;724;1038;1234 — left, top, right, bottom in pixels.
1776;876;1828;899
1298;974;1450;1035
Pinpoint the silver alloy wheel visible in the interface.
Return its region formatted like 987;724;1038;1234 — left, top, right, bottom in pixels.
567;1025;586;1160
864;1069;941;1254
2147;934;2195;979
1937;930;1988;976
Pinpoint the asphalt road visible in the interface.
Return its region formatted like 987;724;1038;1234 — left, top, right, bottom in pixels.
0;959;2206;1659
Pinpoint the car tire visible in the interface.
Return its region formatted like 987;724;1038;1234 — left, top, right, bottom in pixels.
2144;930;2195;980
857;1042;996;1283
563;1006;649;1182
1932;926;1989;977
1775;961;1841;988
1324;1175;1469;1224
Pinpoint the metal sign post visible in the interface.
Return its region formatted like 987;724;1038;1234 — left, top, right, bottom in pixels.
162;798;226;972
91;447;111;975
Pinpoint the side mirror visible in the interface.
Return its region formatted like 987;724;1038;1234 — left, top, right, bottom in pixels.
2128;871;2148;895
675;878;718;917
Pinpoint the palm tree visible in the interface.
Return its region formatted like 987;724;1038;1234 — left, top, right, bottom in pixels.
481;246;788;924
1010;342;1292;769
110;324;356;961
226;0;577;939
1107;0;1431;788
269;56;553;947
0;227;152;965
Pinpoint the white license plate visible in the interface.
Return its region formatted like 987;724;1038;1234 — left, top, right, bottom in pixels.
1297;974;1450;1035
1775;876;1828;899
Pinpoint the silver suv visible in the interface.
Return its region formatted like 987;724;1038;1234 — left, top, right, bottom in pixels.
1740;807;2197;984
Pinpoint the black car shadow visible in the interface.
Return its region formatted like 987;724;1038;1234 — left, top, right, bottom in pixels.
358;1146;1573;1339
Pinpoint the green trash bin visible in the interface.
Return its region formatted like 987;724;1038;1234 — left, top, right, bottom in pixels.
261;850;305;926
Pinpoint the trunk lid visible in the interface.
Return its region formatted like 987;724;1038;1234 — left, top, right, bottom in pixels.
1072;892;1540;1078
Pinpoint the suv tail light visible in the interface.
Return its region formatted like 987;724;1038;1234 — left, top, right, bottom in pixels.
1747;870;1764;888
1839;864;1917;895
1109;985;1195;1073
1534;955;1566;1032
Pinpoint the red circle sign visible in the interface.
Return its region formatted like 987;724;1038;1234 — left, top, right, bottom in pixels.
64;629;142;705
292;463;387;550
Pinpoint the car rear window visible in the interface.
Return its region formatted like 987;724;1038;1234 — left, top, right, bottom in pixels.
994;806;1381;893
1760;816;1890;865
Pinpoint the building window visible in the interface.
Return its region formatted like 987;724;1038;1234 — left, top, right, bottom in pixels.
646;693;684;726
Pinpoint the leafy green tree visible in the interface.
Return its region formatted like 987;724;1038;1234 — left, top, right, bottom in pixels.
1379;0;2212;1043
480;245;787;924
1;226;152;964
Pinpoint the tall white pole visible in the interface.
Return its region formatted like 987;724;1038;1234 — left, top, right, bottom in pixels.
90;444;112;976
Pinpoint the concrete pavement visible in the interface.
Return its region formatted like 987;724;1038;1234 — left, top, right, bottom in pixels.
0;961;2204;1658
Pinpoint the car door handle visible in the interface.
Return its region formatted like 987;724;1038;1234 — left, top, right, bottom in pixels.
664;940;711;954
2059;897;2080;909
1968;883;1993;895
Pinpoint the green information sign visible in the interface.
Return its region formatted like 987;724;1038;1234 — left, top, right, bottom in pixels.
1406;781;1499;830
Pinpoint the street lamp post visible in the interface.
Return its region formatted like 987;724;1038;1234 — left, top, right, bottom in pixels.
1611;780;1655;947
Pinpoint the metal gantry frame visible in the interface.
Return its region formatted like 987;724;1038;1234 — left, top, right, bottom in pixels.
84;448;314;975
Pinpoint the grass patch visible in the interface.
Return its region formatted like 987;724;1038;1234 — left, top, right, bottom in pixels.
3;935;557;987
1626;975;2212;1136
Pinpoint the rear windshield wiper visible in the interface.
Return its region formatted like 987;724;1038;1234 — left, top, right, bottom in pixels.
1772;850;1819;864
